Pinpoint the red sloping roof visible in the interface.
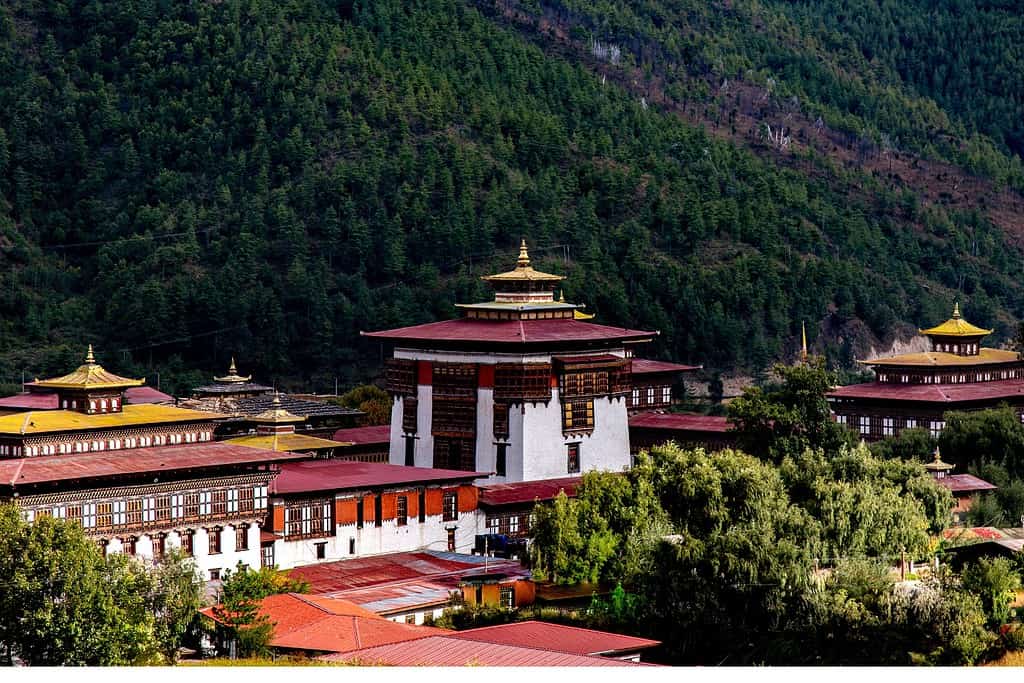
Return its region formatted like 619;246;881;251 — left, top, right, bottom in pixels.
479;476;582;507
629;359;701;375
0;443;305;487
0;393;58;410
362;318;656;346
935;474;998;493
320;636;646;666
271;460;483;495
287;551;504;593
124;386;174;404
331;424;391;445
828;378;1024;402
454;620;660;655
202;593;440;653
628;412;731;433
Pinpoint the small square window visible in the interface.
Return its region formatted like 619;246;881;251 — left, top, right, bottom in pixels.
405;614;417;625
315;542;327;560
209;568;221;581
443;492;458;522
349;537;356;555
236;524;249;551
495;443;507;477
208;528;222;555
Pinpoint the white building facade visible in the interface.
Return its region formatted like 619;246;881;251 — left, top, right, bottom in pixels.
367;241;658;484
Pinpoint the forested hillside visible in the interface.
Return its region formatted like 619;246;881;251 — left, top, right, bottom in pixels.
1;0;1023;393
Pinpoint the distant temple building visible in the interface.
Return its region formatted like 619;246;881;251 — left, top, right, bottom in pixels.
183;358;363;438
365;241;695;483
828;303;1024;440
0;347;302;580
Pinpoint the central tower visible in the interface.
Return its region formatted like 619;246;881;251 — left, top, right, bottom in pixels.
363;242;658;483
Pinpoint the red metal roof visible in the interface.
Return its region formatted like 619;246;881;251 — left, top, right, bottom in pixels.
630;359;701;375
629;412;731;433
828;378;1024;403
479;476;582;507
320;635;647;666
454;620;660;656
124;386;174;404
287;551;512;593
202;593;440;653
362;318;656;346
935;474;998;493
0;443;304;488
0;393;58;410
271;460;483;496
331;424;391;445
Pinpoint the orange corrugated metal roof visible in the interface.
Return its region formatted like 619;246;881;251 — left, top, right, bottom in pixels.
452;620;660;656
321;636;649;666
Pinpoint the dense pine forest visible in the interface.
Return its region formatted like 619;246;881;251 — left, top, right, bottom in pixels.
2;0;1024;393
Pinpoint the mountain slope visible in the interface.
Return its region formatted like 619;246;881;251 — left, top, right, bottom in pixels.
0;0;1021;392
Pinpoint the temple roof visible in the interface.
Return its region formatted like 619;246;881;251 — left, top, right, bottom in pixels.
251;393;305;424
0;403;224;435
225;433;350;452
362;318;656;347
214;357;253;384
860;348;1018;367
919;302;993;338
32;346;145;391
924;447;954;472
480;240;564;283
827;377;1024;403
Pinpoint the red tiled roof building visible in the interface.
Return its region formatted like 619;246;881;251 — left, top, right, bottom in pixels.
828;303;1024;441
363;241;695;483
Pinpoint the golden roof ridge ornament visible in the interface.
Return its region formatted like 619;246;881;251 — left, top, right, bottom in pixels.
85;344;96;365
252;391;304;424
517;238;530;267
924;446;954;473
215;356;252;384
919;301;993;338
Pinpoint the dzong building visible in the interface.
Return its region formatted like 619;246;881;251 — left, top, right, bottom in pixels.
829;303;1024;440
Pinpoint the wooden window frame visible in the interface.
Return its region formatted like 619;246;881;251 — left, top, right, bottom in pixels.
397;496;408;526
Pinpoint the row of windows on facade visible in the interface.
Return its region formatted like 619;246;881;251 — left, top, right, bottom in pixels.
22;486;269;530
282;491;459;541
835;414;947;437
933;342;979;355
404;435;582;477
485;512;533;537
99;524;252;558
7;430;214;457
63;396;121;412
876;369;1021;384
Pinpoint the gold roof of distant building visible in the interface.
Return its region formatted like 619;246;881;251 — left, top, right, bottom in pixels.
481;240;564;283
861;348;1019;367
252;393;305;424
32;346;145;390
214;357;253;384
0;403;226;435
924;447;954;472
919;302;993;337
225;433;351;452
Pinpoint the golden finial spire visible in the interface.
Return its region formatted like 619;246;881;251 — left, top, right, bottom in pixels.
517;239;530;268
85;344;95;364
272;390;281;406
559;290;566;303
229;357;237;374
801;321;808;362
953;301;961;319
933;446;942;463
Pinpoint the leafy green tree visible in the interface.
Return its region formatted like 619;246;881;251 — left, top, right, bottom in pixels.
149;549;204;664
336;384;392;425
728;358;855;462
940;407;1024;479
961;557;1021;627
213;564;309;658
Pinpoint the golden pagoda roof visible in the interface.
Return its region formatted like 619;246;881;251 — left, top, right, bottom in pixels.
861;347;1018;367
225;433;351;452
251;393;305;424
33;346;145;390
481;240;564;283
214;357;252;384
919;302;992;337
924;447;954;472
0;403;225;435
